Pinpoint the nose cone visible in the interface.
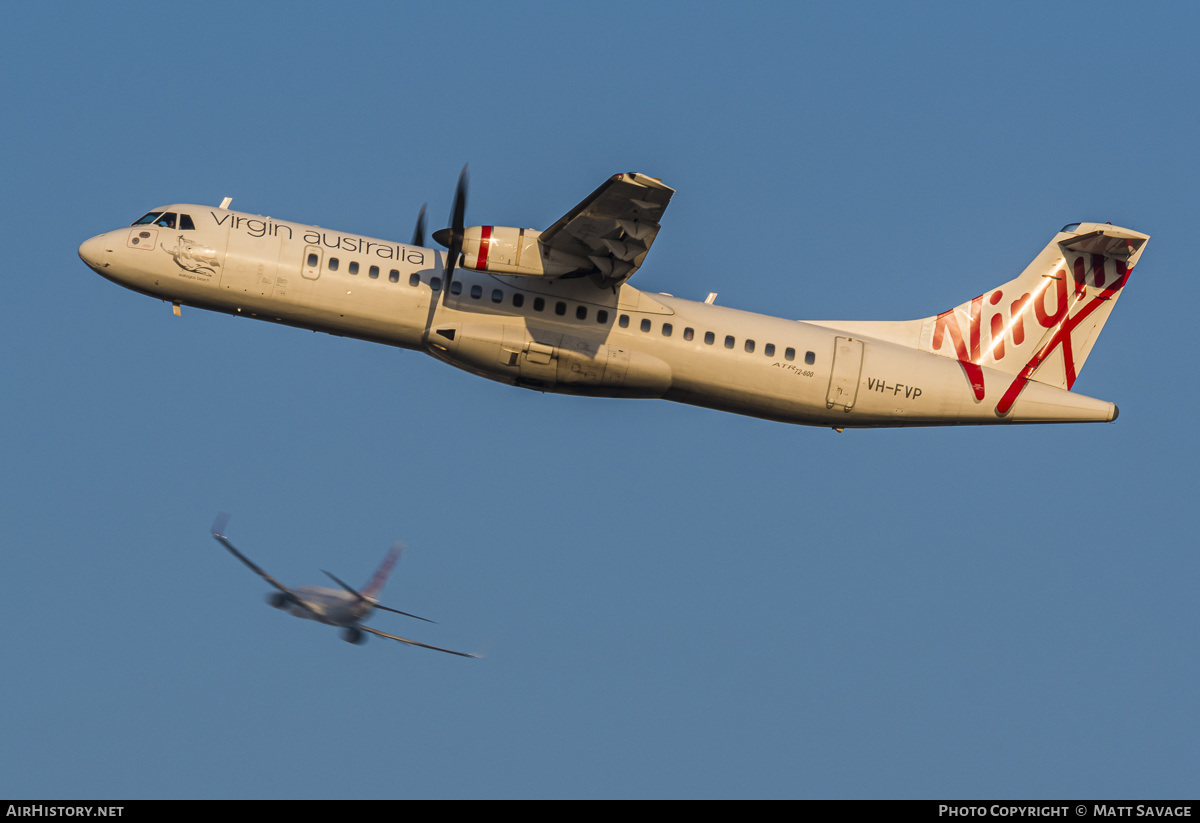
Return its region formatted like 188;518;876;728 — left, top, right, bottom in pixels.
78;234;108;271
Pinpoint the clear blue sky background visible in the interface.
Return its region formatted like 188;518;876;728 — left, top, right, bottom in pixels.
2;1;1196;800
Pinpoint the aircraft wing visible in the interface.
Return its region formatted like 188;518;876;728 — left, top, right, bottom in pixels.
538;173;674;289
210;515;322;619
358;625;480;658
321;569;436;623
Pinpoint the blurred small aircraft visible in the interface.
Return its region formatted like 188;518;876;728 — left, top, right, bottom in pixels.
210;514;478;657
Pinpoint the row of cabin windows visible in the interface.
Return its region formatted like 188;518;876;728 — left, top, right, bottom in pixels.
306;255;818;365
303;254;438;287
451;281;612;324
617;314;816;363
323;257;405;282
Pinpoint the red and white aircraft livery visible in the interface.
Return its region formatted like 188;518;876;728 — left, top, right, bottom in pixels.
80;171;1148;429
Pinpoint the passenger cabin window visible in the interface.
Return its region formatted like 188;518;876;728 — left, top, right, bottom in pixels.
805;351;816;365
534;297;545;312
765;343;775;357
450;281;463;295
724;335;735;349
555;301;567;316
348;262;359;275
389;269;399;283
409;273;420;287
492;289;504;304
640;319;651;332
369;265;379;279
576;305;587;320
328;258;339;272
619;314;630;328
784;348;795;361
704;332;715;345
683;328;694;341
744;339;755;353
470;284;482;299
662;323;673;337
430;276;441;291
597;310;608;324
512;293;524;308
307;253;319;268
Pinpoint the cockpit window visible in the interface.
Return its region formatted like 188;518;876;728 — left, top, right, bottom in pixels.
131;211;180;229
179;213;195;230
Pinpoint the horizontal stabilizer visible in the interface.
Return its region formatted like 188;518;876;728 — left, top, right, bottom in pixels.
1059;230;1146;261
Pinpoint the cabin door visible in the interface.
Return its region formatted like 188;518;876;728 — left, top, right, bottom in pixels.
825;336;863;411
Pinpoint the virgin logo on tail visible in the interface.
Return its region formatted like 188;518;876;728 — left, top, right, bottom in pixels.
930;252;1132;413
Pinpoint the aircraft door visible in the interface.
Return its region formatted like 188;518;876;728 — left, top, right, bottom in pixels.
826;336;863;411
302;245;321;280
224;225;282;297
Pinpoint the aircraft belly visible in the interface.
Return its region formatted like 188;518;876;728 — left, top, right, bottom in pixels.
424;321;673;397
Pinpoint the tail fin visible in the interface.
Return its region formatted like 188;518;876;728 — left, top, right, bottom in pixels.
361;541;404;600
809;222;1148;417
918;222;1148;397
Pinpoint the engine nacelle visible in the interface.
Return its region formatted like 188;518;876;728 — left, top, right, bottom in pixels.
266;592;289;610
459;226;588;277
341;627;365;645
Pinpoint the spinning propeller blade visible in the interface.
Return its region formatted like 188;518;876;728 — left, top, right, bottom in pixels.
410;203;427;247
432;165;468;301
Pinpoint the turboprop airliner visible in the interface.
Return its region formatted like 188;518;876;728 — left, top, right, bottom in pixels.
79;170;1148;428
211;514;478;656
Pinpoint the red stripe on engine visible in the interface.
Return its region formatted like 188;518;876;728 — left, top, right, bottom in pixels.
477;225;492;270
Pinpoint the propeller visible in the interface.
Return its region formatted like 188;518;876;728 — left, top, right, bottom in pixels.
432;165;468;301
410;203;427;247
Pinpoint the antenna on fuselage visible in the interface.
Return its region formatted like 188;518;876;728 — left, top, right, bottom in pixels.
705;292;718;304
219;197;232;209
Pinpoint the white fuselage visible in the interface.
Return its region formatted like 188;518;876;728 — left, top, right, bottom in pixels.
79;205;1118;428
281;586;366;626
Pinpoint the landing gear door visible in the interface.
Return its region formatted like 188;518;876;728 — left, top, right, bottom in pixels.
504;326;561;387
826;336;863;411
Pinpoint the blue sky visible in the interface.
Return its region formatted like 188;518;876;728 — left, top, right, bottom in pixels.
2;1;1197;799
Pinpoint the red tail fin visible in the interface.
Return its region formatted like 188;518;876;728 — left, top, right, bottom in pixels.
362;542;404;600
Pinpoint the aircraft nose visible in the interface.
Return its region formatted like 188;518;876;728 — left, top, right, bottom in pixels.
78;234;109;270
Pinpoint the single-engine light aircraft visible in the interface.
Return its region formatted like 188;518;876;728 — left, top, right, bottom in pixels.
80;171;1149;428
211;514;478;656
